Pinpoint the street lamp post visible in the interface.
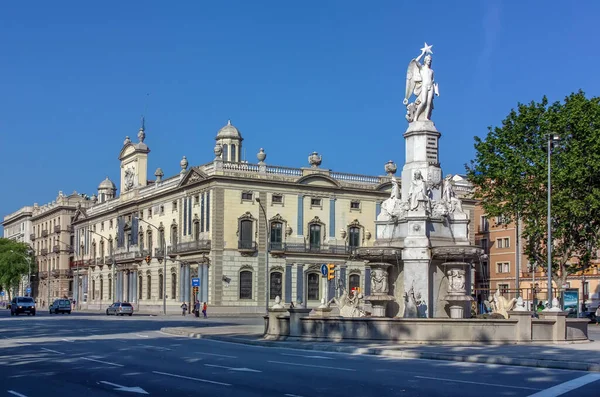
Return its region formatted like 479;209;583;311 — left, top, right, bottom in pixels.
546;133;560;308
255;198;270;314
136;217;167;315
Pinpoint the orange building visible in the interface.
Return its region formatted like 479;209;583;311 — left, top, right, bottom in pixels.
474;203;600;312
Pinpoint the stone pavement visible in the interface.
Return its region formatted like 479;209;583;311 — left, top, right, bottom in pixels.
161;324;600;373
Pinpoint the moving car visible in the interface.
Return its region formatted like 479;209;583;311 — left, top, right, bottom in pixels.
106;302;134;316
49;299;72;314
10;296;36;316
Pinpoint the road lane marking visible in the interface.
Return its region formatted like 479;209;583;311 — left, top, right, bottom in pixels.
81;357;124;367
197;352;237;359
8;391;28;397
99;381;148;394
284;394;304;397
526;374;600;397
281;353;334;360
152;371;231;386
414;376;541;391
136;334;149;338
41;348;64;355
267;360;356;372
61;338;74;342
204;364;262;373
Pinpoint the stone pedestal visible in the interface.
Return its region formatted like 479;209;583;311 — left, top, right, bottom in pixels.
508;310;533;342
266;307;288;337
364;262;395;317
539;311;568;342
442;261;473;319
288;307;312;337
402;219;430;318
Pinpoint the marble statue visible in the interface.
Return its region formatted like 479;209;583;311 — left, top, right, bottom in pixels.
377;176;408;221
447;269;466;293
403;284;426;318
403;42;439;122
486;288;517;319
441;174;464;213
328;280;366;317
371;268;389;294
407;170;430;211
514;296;527;311
124;167;136;191
390;176;400;200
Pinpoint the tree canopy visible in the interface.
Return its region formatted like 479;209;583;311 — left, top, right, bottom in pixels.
0;238;36;298
466;91;600;290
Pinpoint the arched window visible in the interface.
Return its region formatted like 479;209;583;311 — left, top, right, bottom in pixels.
108;239;113;256
270;222;283;250
138;275;143;300
307;273;320;301
171;273;177;300
349;274;360;295
100;278;104;301
92;280;96;300
269;272;283;300
223;144;229;162
239;220;253;249
349;227;360;249
171;226;178;247
309;224;321;250
146;275;152;300
193;221;200;241
239;270;253;299
100;240;105;260
108;278;112;300
147;230;153;254
158;274;164;299
230;144;236;162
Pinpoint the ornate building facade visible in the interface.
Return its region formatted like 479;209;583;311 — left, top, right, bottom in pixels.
70;120;410;313
2;206;34;245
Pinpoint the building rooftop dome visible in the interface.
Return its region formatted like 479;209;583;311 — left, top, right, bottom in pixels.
98;177;116;190
216;120;243;140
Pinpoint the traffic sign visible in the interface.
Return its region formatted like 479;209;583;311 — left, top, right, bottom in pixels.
26;287;31;294
192;278;200;287
0;291;4;297
320;264;328;277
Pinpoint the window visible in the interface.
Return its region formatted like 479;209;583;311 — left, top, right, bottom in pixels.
159;230;165;249
101;222;104;231
160;205;164;215
223;144;229;161
110;219;113;229
138;276;143;300
230;144;237;162
147;231;153;253
158;274;164;299
148;208;152;218
194;222;200;241
270;272;282;300
348;227;360;249
497;239;503;249
171;226;178;247
309;224;321;250
480;216;489;232
241;191;253;201
272;194;283;204
350;201;360;210
503;238;510;248
100;279;103;301
270;222;283;250
349;274;360;294
171;273;177;300
496;262;510;273
108;279;112;300
172;201;178;212
480;238;488;252
195;195;199;205
239;271;253;299
310;198;321;207
92;280;96;300
499;284;509;294
307;273;320;300
146;275;151;300
239;220;253;249
496;215;508;225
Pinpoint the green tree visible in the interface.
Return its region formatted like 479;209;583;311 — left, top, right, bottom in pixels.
0;238;36;299
467;91;600;294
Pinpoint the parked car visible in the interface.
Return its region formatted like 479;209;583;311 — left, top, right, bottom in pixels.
49;299;72;314
106;302;134;316
10;296;36;316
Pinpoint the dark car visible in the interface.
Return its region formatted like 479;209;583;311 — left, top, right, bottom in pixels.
10;297;36;316
49;299;72;314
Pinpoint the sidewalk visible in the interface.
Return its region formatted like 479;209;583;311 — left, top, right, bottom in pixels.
160;325;600;373
74;307;262;318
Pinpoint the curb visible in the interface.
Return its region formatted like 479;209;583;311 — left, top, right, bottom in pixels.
160;328;600;373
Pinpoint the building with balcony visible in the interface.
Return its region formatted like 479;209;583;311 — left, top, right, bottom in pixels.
71;120;455;314
29;191;93;305
2;206;34;245
474;206;600;311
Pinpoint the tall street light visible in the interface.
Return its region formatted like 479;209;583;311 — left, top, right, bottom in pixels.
255;198;270;314
11;250;32;296
88;230;115;302
136;217;167;315
546;133;560;308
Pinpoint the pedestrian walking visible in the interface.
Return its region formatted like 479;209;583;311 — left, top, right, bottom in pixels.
194;300;200;318
180;302;188;316
202;302;207;318
595;305;600;325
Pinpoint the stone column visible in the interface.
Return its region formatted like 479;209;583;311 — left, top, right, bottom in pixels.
442;262;473;319
402;216;430;318
179;263;184;301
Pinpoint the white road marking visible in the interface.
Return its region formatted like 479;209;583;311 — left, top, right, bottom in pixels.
414;376;540;391
526;374;600;397
281;353;334;360
197;352;237;359
135;334;149;338
152;371;231;386
267;360;356;372
8;391;28;397
61;338;74;342
81;357;124;367
41;348;64;355
99;381;148;394
285;394;304;397
204;364;262;373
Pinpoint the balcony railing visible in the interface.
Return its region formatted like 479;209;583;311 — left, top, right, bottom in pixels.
54;225;61;233
53;245;60;253
41;248;48;255
170;240;211;254
30;233;35;241
113;250;140;262
281;243;354;255
238;241;257;252
42;230;49;237
39;271;48;279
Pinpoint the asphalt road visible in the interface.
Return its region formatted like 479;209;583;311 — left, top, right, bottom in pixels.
1;310;599;397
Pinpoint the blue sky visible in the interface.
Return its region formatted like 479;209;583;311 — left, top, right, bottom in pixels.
1;1;599;229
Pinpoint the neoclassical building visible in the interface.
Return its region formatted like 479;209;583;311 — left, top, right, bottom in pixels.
70;120;403;313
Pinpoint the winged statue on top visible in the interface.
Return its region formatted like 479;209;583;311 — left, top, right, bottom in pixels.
403;43;440;123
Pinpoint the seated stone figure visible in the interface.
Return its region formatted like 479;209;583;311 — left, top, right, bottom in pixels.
486;288;517;319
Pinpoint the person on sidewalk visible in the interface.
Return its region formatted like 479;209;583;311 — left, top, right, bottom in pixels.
194;300;200;318
180;302;188;316
595;305;600;325
202;302;207;318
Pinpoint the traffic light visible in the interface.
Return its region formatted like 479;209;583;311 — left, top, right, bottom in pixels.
327;263;335;281
145;255;151;264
